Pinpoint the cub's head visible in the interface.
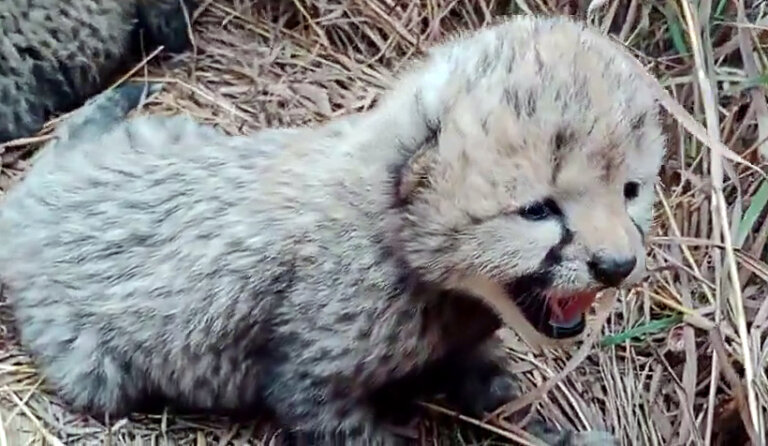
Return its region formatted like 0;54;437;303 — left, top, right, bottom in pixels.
390;18;665;341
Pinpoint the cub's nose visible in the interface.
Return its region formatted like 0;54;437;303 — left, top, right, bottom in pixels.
588;255;637;287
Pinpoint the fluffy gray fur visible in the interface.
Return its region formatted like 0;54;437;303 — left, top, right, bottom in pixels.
0;0;194;143
0;16;665;445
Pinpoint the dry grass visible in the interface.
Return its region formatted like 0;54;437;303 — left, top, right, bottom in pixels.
1;0;767;444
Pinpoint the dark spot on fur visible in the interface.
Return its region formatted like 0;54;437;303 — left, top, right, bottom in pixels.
505;50;517;74
553;128;571;152
501;87;534;118
85;23;101;39
503;87;520;115
523;91;537;117
554;88;564;105
598;143;625;183
425;118;441;143
586;118;597;136
463;76;474;93
21;47;78;112
551;127;574;184
480;115;490;135
630;112;647;131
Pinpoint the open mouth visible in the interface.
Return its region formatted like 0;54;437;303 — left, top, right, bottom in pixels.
504;276;597;339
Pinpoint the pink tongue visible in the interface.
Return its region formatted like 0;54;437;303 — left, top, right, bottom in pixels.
548;291;598;324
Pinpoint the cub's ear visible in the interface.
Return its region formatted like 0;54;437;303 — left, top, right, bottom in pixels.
394;144;438;206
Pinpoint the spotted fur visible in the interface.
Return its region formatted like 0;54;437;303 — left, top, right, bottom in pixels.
0;16;664;445
0;0;194;143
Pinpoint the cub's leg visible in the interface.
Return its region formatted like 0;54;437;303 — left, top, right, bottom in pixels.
266;367;406;446
414;338;618;446
526;420;618;446
275;400;405;446
29;330;148;419
419;337;522;416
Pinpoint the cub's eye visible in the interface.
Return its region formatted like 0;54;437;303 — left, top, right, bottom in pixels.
518;198;561;221
624;181;641;200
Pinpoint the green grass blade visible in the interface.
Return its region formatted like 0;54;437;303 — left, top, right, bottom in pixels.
662;2;689;55
736;179;768;248
600;315;683;347
714;0;728;18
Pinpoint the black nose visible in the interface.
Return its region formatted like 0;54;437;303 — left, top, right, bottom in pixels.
588;255;636;287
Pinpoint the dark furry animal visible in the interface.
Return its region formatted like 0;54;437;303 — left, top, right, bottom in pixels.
0;0;194;143
0;16;666;445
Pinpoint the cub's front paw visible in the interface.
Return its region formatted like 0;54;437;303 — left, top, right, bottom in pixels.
526;417;617;446
444;361;521;417
280;429;407;446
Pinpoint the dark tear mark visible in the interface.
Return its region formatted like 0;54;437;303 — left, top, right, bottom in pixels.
541;224;573;269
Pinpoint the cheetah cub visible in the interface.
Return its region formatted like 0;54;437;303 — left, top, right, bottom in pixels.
0;0;195;143
0;16;664;445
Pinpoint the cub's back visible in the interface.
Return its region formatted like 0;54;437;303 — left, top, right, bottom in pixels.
0;114;300;356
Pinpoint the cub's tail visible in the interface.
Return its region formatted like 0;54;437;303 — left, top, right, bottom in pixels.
54;82;162;144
